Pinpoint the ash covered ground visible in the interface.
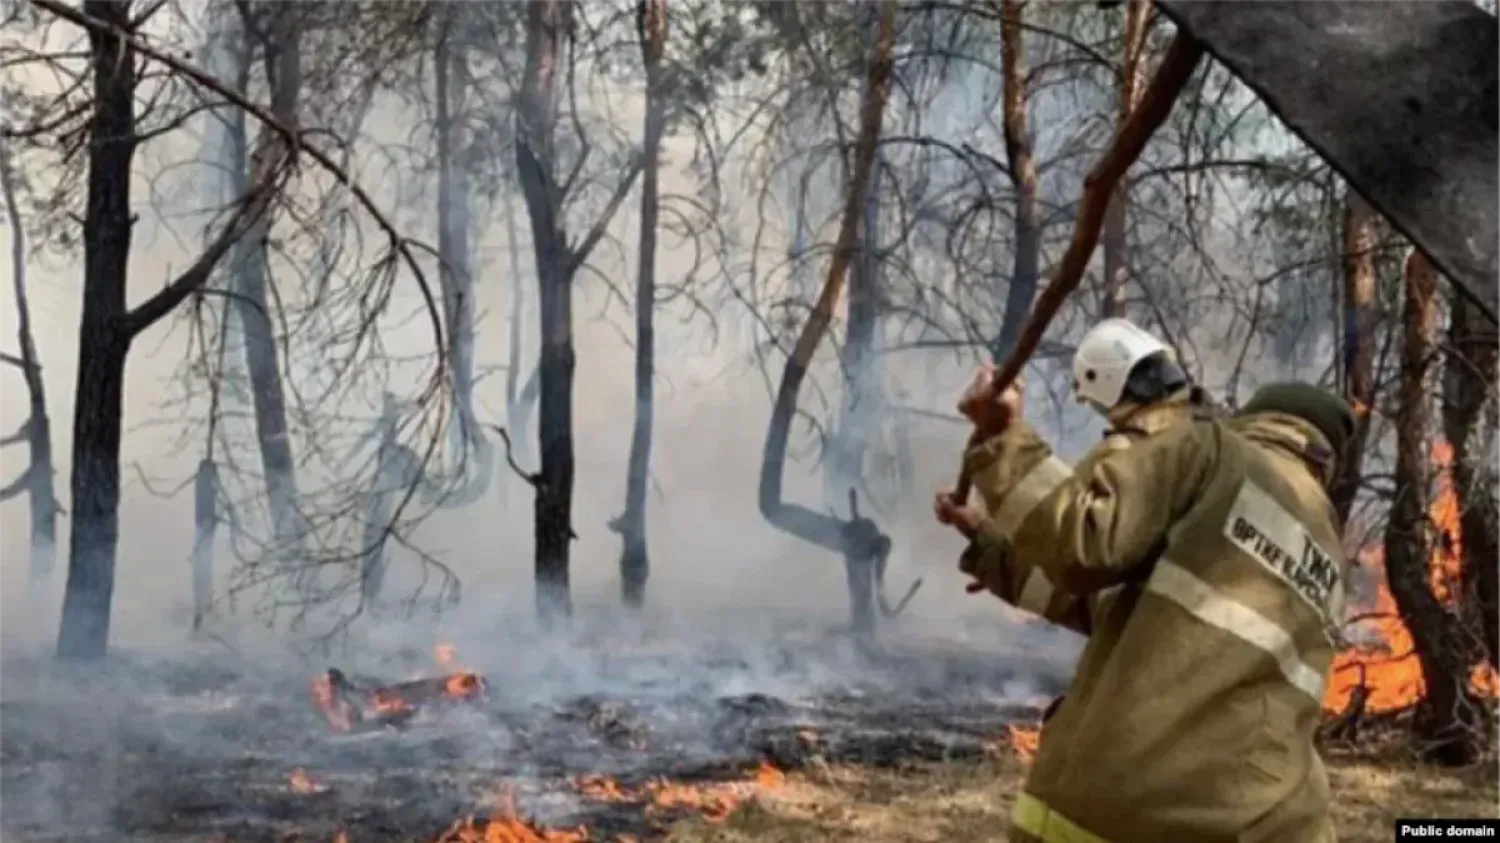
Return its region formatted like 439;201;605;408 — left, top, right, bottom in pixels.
0;610;1075;842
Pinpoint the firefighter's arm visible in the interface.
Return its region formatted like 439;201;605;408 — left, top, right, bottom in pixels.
962;428;1096;632
957;537;1094;632
981;420;1215;595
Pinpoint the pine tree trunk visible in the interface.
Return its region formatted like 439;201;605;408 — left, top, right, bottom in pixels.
1099;0;1150;319
516;0;575;622
1387;251;1483;766
1443;287;1499;668
618;0;667;608
56;0;138;660
992;0;1039;361
1332;193;1378;526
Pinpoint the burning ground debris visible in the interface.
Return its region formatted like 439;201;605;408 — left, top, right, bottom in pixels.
433;787;590;843
311;667;488;732
287;768;330;795
571;760;787;826
998;724;1040;763
311;644;488;732
0;637;1065;843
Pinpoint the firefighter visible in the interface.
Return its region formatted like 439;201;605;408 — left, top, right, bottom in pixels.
937;381;1354;842
942;318;1213;633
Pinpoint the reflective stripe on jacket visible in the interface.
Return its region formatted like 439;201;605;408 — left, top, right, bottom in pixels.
974;411;1344;843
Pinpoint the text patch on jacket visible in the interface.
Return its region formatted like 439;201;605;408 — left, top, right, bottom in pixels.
1222;480;1345;632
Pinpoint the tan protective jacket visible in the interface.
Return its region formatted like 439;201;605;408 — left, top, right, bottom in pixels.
970;411;1345;843
959;388;1210;634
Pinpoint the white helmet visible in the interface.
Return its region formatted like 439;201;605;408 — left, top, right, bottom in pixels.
1072;318;1171;411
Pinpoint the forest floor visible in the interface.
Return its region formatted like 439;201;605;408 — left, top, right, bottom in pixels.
2;636;1494;843
665;738;1499;843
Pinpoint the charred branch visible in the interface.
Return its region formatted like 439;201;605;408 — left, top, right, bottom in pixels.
312;667;487;734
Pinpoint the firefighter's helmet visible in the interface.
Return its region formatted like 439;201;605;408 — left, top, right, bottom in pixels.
1072;319;1172;411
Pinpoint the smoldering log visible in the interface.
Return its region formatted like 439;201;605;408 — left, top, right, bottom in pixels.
312;667;488;732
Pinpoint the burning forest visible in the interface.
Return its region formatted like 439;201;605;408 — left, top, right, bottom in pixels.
1;1;1497;841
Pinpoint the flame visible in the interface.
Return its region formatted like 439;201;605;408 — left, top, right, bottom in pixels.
288;767;327;794
570;760;785;825
752;759;785;788
436;643;460;669
437;787;588;843
445;672;486;701
572;774;632;803
334;832;350;843
310;654;485;732
1323;440;1500;715
1007;724;1040;762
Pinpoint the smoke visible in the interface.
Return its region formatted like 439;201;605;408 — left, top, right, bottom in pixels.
0;83;1067;673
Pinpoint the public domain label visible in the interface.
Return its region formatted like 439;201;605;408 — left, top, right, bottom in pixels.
1395;819;1500;839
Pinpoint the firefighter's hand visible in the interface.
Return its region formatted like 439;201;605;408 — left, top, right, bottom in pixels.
934;489;982;539
957;366;1024;437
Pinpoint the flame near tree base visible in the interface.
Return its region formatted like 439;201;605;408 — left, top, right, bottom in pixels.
1322;441;1498;717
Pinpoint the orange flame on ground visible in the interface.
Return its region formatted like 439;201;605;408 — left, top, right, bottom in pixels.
1323;441;1500;715
571;760;786;825
1006;724;1040;762
436;786;589;843
288;767;328;794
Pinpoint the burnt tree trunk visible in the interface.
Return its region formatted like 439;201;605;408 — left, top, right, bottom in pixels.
437;11;476;441
1332;192;1379;526
827;3;886;515
1099;0;1150;320
1387;250;1483;766
515;0;575;621
55;0;284;659
0;142;58;596
759;0;897;645
431;8;492;509
1443;287;1499;668
56;0;140;660
232;2;303;559
515;0;643;621
616;0;667;609
502;186;528;494
991;0;1039;361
